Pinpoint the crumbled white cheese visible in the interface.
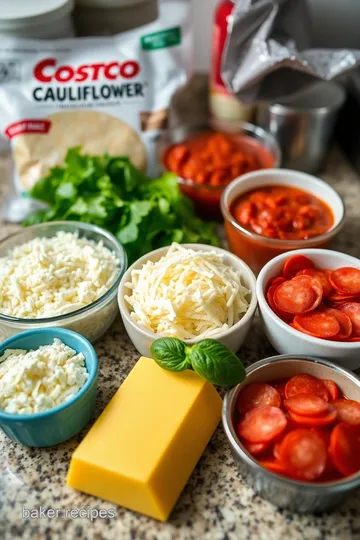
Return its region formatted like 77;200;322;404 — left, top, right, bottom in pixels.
0;338;88;414
0;231;120;319
125;243;250;339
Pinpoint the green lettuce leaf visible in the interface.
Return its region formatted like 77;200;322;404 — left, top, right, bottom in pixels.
23;147;220;264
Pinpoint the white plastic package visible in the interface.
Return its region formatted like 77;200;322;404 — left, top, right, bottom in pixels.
0;0;193;220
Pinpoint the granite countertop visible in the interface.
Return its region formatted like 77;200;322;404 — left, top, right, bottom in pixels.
1;87;360;539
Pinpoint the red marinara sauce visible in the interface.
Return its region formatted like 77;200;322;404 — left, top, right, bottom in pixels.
164;131;275;187
163;131;275;220
231;185;334;240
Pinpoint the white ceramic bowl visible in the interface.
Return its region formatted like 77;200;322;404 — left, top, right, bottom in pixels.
256;249;360;371
118;244;257;357
221;169;345;274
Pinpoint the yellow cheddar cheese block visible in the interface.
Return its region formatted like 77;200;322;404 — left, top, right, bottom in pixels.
67;356;222;521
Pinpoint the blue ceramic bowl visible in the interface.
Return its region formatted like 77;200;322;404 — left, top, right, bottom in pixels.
0;328;98;447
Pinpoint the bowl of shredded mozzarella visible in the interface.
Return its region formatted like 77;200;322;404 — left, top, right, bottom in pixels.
0;222;127;342
118;243;257;357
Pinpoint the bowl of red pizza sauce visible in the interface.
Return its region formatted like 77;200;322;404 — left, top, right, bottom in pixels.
256;249;360;371
221;169;345;274
222;354;360;513
161;123;280;220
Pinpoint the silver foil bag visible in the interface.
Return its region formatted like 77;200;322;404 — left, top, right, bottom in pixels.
222;0;360;103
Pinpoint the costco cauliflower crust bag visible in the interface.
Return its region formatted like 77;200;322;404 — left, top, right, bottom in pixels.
0;0;192;200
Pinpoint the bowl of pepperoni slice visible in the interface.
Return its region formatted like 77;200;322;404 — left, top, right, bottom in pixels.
222;354;360;513
256;249;360;371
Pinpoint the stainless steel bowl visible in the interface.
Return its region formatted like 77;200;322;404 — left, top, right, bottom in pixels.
222;354;360;513
256;82;345;173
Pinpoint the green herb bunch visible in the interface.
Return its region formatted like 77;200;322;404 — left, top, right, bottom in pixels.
151;338;246;387
24;147;219;264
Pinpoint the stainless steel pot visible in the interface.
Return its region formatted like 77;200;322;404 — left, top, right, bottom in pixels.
256;82;345;173
222;354;360;513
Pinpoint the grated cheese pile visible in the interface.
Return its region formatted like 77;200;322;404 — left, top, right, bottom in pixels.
0;231;120;319
0;338;88;414
125;243;250;339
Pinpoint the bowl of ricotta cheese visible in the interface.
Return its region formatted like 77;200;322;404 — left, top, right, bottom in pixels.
0;327;98;447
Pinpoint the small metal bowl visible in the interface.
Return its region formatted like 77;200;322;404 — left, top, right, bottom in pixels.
222;354;360;513
256;81;345;174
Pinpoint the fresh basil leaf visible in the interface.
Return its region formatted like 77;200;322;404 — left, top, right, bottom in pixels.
189;339;246;387
151;338;190;372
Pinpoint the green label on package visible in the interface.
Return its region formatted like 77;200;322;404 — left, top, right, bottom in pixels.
141;27;181;51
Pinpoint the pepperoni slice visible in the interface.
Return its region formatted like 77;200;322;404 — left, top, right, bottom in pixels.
330;267;360;295
293;312;340;339
292;274;323;298
270;276;286;288
292;276;323;309
284;393;329;417
297;269;332;297
338;303;360;336
278;429;327;480
282;255;315;280
321;308;352;340
330;423;360;476
323;379;340;401
312;428;331;447
273;442;281;460
242;440;269;456
237;406;287;443
271;379;287;400
259;459;288;476
267;285;294;322
274;277;322;315
332;399;360;426
288;406;337;427
285;374;330;401
236;383;281;414
327;291;360;304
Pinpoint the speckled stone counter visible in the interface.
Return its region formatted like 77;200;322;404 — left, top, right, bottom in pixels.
1;92;360;539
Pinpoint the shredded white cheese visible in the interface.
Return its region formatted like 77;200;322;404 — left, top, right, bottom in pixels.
0;231;120;319
0;338;88;414
125;243;250;339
